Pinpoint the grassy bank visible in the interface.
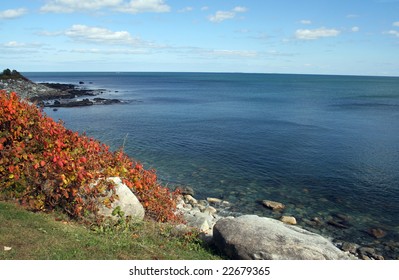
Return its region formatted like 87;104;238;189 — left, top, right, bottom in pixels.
0;201;223;260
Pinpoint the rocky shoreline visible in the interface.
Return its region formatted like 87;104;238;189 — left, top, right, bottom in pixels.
0;77;123;107
174;187;395;260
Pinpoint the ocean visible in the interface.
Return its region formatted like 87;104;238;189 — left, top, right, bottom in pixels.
25;72;399;258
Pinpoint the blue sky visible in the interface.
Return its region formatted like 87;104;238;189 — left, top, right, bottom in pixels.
0;0;398;76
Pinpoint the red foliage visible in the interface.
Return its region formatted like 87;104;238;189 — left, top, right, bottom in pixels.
0;91;181;223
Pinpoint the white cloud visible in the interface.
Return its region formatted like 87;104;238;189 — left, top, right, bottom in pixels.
2;41;42;48
0;8;27;19
208;11;235;23
65;24;140;45
208;6;247;23
41;0;122;13
40;0;170;14
37;30;64;36
295;27;341;40
386;30;399;37
393;21;399;27
178;7;193;13
115;0;170;14
70;48;148;54
201;6;209;11
351;26;360;32
346;14;360;18
232;6;247;13
3;41;27;48
205;49;258;58
300;20;312;25
39;24;167;49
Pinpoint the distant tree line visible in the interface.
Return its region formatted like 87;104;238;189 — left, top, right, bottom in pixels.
0;69;27;80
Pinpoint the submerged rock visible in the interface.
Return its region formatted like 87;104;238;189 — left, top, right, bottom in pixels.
262;200;285;211
368;228;387;239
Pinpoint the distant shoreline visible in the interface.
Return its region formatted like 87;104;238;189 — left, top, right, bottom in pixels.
0;76;123;107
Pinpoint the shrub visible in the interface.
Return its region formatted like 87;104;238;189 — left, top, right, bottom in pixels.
0;91;181;224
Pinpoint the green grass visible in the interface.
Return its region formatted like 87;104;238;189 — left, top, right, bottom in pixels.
0;201;223;260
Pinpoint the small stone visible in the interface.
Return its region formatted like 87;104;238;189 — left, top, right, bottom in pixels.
358;247;375;258
197;204;206;212
280;216;297;225
204;206;217;215
312;217;323;224
221;201;230;206
333;213;351;222
358;246;385;260
4;246;12;251
175;186;195;196
341;242;358;254
368;228;387;239
184;195;198;205
262;200;285;211
327;219;349;229
198;200;209;207
207;197;222;204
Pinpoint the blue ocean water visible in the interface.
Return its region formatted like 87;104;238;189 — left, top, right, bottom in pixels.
26;72;399;256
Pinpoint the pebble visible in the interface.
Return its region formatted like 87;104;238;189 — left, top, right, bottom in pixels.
262;200;285;211
175;186;195;196
358;247;385;260
221;201;230;206
341;242;358;254
184;195;198;205
368;228;387;239
204;206;217;215
207;197;222;204
327;219;349;229
280;216;297;225
312;217;323;224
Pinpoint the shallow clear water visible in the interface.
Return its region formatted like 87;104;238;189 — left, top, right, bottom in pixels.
26;72;399;257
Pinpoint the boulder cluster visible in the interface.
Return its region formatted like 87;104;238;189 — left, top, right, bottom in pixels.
170;187;354;260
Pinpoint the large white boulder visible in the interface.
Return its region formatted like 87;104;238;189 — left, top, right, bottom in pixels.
97;177;145;222
213;215;353;260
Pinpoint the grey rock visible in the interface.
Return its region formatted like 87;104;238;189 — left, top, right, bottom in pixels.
341;242;358;254
184;212;212;232
213;215;352;260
